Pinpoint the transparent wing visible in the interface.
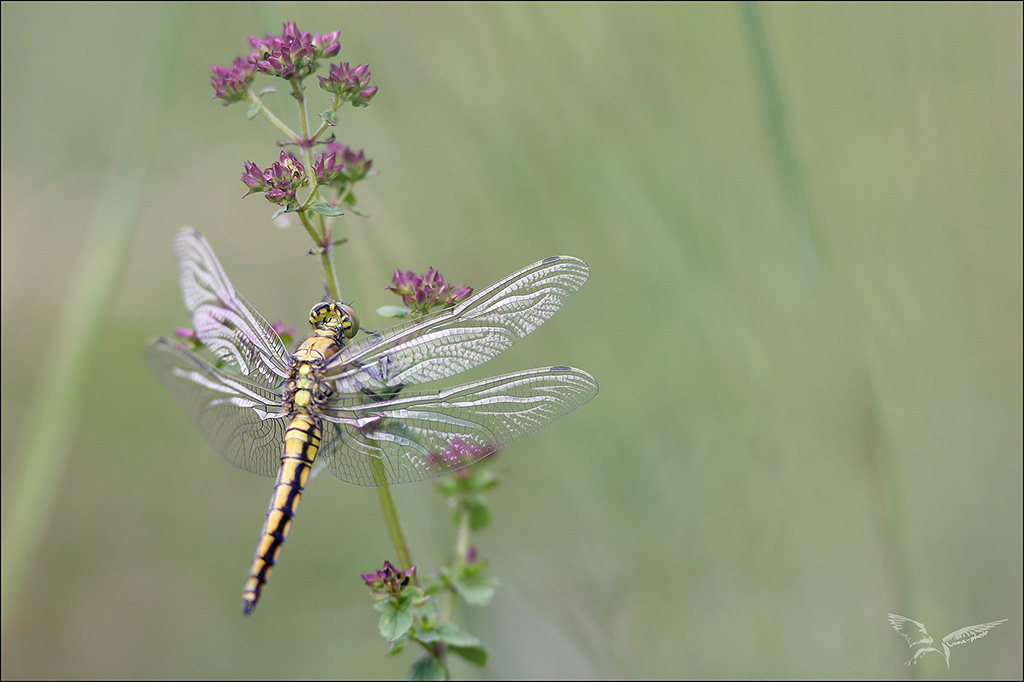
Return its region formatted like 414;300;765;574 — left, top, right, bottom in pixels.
325;256;589;394
942;620;1008;648
145;336;289;477
174;228;291;382
316;366;598;486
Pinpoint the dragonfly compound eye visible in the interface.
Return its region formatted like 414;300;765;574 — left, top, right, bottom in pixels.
336;303;359;339
308;302;359;339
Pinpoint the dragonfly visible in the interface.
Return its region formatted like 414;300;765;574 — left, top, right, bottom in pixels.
145;228;598;615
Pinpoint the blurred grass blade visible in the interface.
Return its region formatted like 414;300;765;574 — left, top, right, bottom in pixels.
0;3;186;632
739;1;821;272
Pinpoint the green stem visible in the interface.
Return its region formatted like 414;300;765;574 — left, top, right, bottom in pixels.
293;79;311;140
286;79;347;303
245;81;347;300
369;459;417;584
291;79;319;185
454;505;471;565
309;121;330;143
293;209;341;301
443;505;473;622
297;209;323;247
308;94;343;144
336;182;354;207
319;245;342;302
247;90;299;142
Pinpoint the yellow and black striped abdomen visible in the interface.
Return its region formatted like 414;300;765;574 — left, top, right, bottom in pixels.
241;413;322;615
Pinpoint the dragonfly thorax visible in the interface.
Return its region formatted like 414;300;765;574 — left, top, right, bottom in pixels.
286;303;355;414
284;357;333;413
285;302;357;410
308;301;359;340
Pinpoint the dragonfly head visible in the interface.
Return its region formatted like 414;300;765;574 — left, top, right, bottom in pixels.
309;302;359;340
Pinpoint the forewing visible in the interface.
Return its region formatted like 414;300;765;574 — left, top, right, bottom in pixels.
326;256;589;394
943;619;1008;648
316;366;598;485
145;337;288;477
888;614;931;648
174;228;291;382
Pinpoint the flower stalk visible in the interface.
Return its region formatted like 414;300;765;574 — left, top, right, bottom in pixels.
210;23;500;678
212;21;407;580
211;22;378;302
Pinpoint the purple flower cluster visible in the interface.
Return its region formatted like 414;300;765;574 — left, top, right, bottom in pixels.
214;23;380;210
362;560;416;595
318;62;378;106
210;56;256;105
387;267;473;314
241;143;377;208
248;22;340;80
241;151;308;207
325;141;373;183
425;437;499;471
211;23;352;101
311;150;338;183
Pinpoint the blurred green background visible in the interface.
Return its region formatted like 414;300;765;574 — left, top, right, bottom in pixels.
1;2;1021;678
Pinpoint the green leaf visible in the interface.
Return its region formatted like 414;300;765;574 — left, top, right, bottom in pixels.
477;471;503;490
465;499;490;531
379;607;414;642
449;645;488;667
435;622;481;647
464;468;501;492
343;202;369;217
414;628;441;644
246;101;262;120
404;586;427;602
320;109;340;126
377;305;412;319
435;478;460;497
386;638;406;657
309;200;344;216
453;575;499;606
408;655;445;681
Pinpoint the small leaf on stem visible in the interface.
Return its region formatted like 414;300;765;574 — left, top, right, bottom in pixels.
408;655;445;681
378;607;414;642
452;575;499;607
310;200;344;216
450;645;488;667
